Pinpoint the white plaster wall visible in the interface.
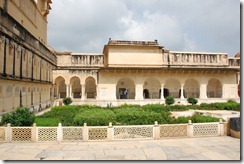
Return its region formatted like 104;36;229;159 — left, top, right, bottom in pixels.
107;46;163;66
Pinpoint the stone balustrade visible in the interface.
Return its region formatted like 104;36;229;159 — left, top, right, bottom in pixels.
108;40;159;46
228;58;240;67
168;52;229;67
0;120;226;143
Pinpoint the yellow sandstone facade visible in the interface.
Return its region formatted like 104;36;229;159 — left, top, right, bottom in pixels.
0;1;240;113
53;40;240;107
0;0;56;113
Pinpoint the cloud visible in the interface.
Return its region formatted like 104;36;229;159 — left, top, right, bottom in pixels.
47;0;240;56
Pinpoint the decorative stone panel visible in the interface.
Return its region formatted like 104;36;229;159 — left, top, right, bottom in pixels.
114;126;153;140
88;127;107;141
11;128;32;142
193;123;219;136
38;128;57;141
160;124;188;138
62;127;83;141
0;128;6;142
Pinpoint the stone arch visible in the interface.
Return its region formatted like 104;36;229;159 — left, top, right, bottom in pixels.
184;78;200;98
143;78;161;99
207;78;222;98
54;76;66;99
70;76;81;98
116;78;135;99
165;78;181;98
85;77;97;99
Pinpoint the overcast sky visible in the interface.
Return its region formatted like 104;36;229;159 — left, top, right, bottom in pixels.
47;0;240;57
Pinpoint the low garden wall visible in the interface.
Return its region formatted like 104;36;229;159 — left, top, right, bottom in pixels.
0;120;227;142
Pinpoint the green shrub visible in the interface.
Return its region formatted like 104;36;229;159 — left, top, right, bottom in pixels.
114;107;165;125
37;105;81;126
187;97;198;105
170;114;220;124
1;107;35;126
62;97;72;106
74;109;116;126
35;117;61;126
199;102;240;111
165;96;175;106
142;104;167;112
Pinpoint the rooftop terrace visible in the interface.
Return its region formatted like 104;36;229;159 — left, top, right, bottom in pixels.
108;39;160;46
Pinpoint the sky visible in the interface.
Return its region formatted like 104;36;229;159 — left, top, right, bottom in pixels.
47;0;240;57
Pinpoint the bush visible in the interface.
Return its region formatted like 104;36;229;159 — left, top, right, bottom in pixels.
37;105;81;126
74;109;116;126
114;107;166;125
170;114;220;124
199;102;240;111
187;97;198;105
1;107;35;126
165;96;175;106
62;97;72;106
35;117;61;126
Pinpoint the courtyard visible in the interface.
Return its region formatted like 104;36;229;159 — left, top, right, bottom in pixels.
0;136;239;160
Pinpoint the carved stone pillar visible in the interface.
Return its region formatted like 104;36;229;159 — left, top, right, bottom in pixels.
135;84;144;100
81;84;85;100
70;84;73;99
199;83;208;99
160;84;165;100
180;84;185;99
66;84;69;98
56;84;59;99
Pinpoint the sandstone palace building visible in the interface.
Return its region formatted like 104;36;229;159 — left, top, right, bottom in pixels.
0;0;240;114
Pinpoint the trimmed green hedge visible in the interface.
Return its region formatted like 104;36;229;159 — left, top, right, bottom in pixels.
37;105;81;126
35;117;61;127
199;102;240;111
113;107;162;125
34;102;239;126
74;109;116;126
170;114;221;124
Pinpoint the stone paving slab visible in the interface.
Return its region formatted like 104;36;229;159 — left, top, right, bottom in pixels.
0;136;240;160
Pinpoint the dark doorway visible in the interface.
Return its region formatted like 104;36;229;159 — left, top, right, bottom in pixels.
164;89;169;97
143;89;149;99
119;88;128;99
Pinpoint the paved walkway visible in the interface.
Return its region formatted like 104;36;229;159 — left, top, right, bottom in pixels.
0;136;240;160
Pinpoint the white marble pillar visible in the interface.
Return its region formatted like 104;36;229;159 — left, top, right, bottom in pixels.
199;84;208;99
81;84;85;100
57;84;59;99
135;84;144;100
70;84;73;99
180;84;185;99
160;84;165;100
66;84;69;98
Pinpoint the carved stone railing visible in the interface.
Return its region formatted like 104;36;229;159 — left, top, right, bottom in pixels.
56;53;104;67
0;120;226;143
168;52;229;67
228;58;240;67
108;40;159;46
71;54;104;66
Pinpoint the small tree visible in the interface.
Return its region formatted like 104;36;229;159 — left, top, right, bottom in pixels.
63;97;72;106
165;96;175;106
187;97;198;105
1;106;35;126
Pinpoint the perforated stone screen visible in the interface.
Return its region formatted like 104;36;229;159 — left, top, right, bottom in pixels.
193;123;219;136
63;127;83;141
114;126;153;140
88;127;107;141
0;128;6;142
160;124;188;138
38;128;57;141
11;128;32;142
